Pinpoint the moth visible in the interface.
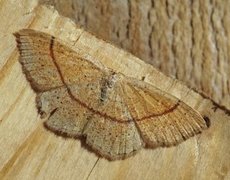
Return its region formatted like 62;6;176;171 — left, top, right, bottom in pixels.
14;29;208;160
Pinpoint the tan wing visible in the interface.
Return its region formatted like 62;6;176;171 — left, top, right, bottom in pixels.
15;29;208;160
14;29;105;92
120;78;208;147
15;29;143;159
39;86;143;160
39;87;91;136
82;114;143;160
15;29;63;91
15;29;131;121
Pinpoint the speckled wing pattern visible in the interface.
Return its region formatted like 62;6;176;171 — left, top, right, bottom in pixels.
14;29;208;160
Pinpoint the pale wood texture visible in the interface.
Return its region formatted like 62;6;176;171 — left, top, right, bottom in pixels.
0;1;230;180
39;0;230;109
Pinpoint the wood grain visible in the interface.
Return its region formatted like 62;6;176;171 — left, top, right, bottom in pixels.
0;1;230;179
39;0;230;110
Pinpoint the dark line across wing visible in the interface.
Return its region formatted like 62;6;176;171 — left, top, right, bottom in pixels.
49;36;180;124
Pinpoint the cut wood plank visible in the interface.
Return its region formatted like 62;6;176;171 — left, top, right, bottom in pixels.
0;1;229;180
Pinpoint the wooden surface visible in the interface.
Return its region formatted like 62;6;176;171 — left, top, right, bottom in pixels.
39;0;230;109
0;1;230;180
